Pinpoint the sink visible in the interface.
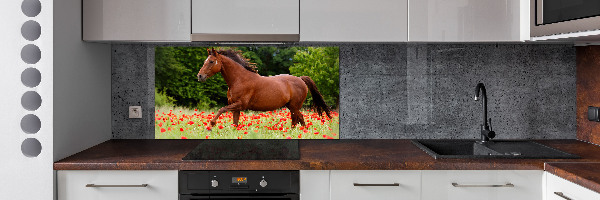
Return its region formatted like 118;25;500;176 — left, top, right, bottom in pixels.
412;140;579;159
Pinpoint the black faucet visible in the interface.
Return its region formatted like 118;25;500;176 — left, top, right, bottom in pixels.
474;83;495;143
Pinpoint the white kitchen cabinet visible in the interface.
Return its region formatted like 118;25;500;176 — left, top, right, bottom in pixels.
422;170;543;200
300;170;330;200
57;170;178;200
409;0;529;42
83;0;191;41
330;170;421;200
545;172;600;200
300;0;408;42
191;0;299;41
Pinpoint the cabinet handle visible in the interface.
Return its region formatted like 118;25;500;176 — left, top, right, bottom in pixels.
554;192;573;200
86;184;149;188
353;183;400;186
451;183;514;188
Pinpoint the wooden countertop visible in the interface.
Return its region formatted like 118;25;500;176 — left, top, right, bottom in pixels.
545;162;600;194
54;139;600;171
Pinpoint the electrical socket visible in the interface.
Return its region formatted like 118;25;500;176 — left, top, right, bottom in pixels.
129;106;142;119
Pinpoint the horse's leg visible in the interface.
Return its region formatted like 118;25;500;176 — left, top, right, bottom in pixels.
297;111;306;127
232;111;240;126
285;105;297;127
208;102;244;129
289;109;306;128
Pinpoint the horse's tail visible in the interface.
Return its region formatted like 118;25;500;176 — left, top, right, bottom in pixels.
300;76;332;119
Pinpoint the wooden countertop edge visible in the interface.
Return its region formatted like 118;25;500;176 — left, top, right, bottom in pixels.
545;162;600;194
53;161;545;171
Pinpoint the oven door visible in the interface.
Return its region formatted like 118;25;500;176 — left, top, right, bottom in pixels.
180;194;299;200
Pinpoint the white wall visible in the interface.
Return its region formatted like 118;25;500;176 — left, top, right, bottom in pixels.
53;0;111;162
0;0;54;199
0;0;110;199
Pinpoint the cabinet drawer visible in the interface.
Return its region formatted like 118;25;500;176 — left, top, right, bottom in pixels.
422;170;542;200
330;170;421;200
546;172;600;200
57;170;178;200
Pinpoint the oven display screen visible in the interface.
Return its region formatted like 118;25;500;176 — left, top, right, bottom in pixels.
232;177;247;184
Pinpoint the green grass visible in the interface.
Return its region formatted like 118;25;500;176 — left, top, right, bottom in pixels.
155;105;339;139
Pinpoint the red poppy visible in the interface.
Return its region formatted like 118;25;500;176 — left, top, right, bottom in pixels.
180;128;184;132
160;128;166;133
314;131;319;135
286;136;292;139
206;126;212;130
181;136;187;139
158;122;163;127
205;135;209;139
244;132;248;134
218;125;224;129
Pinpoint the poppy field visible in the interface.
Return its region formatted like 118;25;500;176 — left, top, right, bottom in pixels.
155;106;340;139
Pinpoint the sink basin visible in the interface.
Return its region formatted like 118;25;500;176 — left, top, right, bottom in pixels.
412;140;579;159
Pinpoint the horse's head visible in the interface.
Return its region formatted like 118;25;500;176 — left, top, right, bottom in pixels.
197;48;222;82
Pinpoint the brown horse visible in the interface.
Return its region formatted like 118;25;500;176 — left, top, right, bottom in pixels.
197;48;331;130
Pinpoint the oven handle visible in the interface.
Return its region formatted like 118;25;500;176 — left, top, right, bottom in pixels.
211;196;296;199
180;194;298;200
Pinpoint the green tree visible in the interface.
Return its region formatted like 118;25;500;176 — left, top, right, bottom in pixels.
237;47;299;76
290;47;340;108
155;47;228;109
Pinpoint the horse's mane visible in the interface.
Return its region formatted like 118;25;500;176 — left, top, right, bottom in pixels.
217;49;258;73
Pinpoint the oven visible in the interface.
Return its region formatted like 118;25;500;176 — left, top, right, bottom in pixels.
531;0;600;37
179;171;299;200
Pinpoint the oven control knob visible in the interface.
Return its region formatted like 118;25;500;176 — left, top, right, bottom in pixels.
259;179;267;187
211;180;219;188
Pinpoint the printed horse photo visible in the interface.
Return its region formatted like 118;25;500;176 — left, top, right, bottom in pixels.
197;48;332;130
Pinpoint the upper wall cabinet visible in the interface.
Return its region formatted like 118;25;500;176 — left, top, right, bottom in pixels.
83;0;191;41
409;0;529;42
300;0;408;42
191;0;300;41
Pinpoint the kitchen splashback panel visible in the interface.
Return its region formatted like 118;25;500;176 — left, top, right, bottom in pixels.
112;44;576;139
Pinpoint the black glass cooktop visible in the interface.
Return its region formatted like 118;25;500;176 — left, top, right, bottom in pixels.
182;140;300;160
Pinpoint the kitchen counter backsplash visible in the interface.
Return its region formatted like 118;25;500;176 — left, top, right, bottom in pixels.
111;43;576;139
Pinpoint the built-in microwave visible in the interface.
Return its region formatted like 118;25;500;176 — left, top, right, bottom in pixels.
531;0;600;38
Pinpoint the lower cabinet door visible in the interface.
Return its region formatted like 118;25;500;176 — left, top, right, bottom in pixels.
546;172;600;200
330;170;421;200
300;170;330;200
57;170;178;200
421;170;542;200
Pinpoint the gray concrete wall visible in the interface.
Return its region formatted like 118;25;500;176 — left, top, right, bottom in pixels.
112;43;576;139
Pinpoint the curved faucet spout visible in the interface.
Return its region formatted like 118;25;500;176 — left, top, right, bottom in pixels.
474;83;494;142
474;83;488;129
